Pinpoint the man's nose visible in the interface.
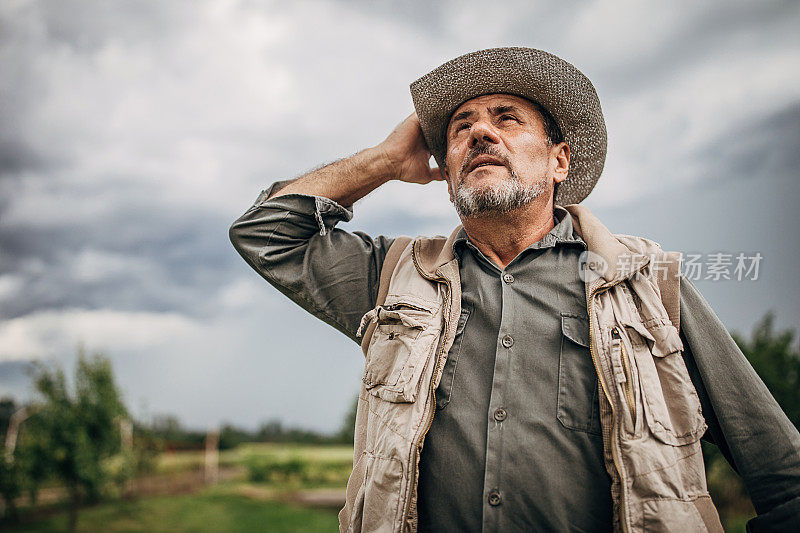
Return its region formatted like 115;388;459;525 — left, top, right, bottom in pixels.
468;118;501;148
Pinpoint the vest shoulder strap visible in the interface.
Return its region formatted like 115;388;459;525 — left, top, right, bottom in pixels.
376;236;413;306
654;251;682;332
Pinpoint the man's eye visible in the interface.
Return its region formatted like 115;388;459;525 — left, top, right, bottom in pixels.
500;115;517;122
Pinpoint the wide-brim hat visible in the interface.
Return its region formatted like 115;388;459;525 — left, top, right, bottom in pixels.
410;47;607;205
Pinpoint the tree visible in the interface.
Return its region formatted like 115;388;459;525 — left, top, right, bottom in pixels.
23;349;128;532
336;395;358;444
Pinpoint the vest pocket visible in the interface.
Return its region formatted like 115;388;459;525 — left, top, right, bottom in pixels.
342;451;403;533
624;318;707;446
557;312;602;435
359;299;439;403
641;496;720;532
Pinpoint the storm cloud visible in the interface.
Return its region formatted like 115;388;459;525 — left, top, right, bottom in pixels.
1;0;798;431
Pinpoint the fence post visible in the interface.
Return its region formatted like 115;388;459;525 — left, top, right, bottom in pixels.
4;407;31;462
204;427;219;484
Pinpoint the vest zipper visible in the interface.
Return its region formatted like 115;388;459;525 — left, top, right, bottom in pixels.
384;302;431;313
402;246;453;532
611;327;636;431
587;258;651;533
587;283;629;533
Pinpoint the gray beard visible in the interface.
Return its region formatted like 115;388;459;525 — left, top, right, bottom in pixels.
452;167;548;218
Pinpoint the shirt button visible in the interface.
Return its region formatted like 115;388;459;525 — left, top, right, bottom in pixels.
502;273;514;284
494;408;507;422
488;490;502;506
501;335;514;348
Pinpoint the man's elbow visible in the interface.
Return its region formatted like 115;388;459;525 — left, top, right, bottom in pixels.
228;214;258;263
228;217;245;253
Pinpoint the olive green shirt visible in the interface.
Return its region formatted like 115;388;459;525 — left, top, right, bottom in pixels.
230;182;800;532
417;210;611;532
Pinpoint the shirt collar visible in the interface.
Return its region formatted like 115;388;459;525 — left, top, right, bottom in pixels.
452;205;586;257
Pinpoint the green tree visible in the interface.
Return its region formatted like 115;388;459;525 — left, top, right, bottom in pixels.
23;349;128;532
336;395;358;444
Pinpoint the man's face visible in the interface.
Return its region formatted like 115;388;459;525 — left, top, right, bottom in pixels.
443;93;568;217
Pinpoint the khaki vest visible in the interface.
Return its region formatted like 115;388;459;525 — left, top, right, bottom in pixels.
339;204;723;533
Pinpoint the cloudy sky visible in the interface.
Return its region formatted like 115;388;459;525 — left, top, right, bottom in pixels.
1;0;798;432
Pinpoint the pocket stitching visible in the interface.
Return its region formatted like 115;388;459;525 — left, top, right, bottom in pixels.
557;312;601;435
436;304;472;410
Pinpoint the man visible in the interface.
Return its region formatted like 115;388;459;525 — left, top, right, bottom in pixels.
230;48;800;532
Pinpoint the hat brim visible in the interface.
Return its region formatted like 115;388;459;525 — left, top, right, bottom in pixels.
410;47;607;205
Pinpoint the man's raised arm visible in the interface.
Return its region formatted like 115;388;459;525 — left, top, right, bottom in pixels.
229;113;441;344
268;112;442;205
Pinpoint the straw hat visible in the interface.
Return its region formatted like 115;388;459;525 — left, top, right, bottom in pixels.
410;47;607;205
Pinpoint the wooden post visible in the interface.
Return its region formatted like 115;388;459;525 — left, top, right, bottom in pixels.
4;407;31;462
204;427;219;484
119;418;133;451
118;418;134;497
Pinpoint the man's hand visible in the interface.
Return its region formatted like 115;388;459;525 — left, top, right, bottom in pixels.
376;112;443;185
268;111;444;206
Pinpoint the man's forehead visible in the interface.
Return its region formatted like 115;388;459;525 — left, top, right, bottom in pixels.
451;93;534;116
447;93;538;129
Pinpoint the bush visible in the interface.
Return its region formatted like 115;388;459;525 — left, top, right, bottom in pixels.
242;450;352;488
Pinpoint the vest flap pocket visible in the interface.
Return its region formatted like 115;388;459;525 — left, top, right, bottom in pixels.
361;300;439;403
647;322;684;357
625;321;707;446
620;316;683;358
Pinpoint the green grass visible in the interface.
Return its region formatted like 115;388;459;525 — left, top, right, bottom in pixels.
153;443;354;474
4;489;339;533
238;444;354;490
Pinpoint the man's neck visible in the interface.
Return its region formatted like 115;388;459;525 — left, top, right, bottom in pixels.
460;196;557;270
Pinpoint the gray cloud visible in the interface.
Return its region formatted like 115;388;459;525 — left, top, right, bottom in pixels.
0;0;798;431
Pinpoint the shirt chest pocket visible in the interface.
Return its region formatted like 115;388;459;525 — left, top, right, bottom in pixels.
357;297;440;403
435;303;472;410
557;312;602;435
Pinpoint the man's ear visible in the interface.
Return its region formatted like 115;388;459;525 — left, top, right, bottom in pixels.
553;142;570;184
444;166;455;203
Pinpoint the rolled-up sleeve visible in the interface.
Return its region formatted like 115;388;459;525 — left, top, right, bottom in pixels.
229;180;395;344
679;275;800;531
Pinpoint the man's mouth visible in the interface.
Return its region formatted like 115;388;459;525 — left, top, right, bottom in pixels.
466;155;507;174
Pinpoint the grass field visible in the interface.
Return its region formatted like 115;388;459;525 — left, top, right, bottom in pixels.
155;443;354;472
3;443;755;532
3;486;340;533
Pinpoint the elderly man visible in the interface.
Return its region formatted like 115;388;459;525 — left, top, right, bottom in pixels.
230;48;800;532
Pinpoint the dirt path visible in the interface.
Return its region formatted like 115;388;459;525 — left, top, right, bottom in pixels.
11;466;246;508
233;484;345;509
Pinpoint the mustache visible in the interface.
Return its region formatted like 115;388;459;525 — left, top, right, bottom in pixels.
460;144;511;176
